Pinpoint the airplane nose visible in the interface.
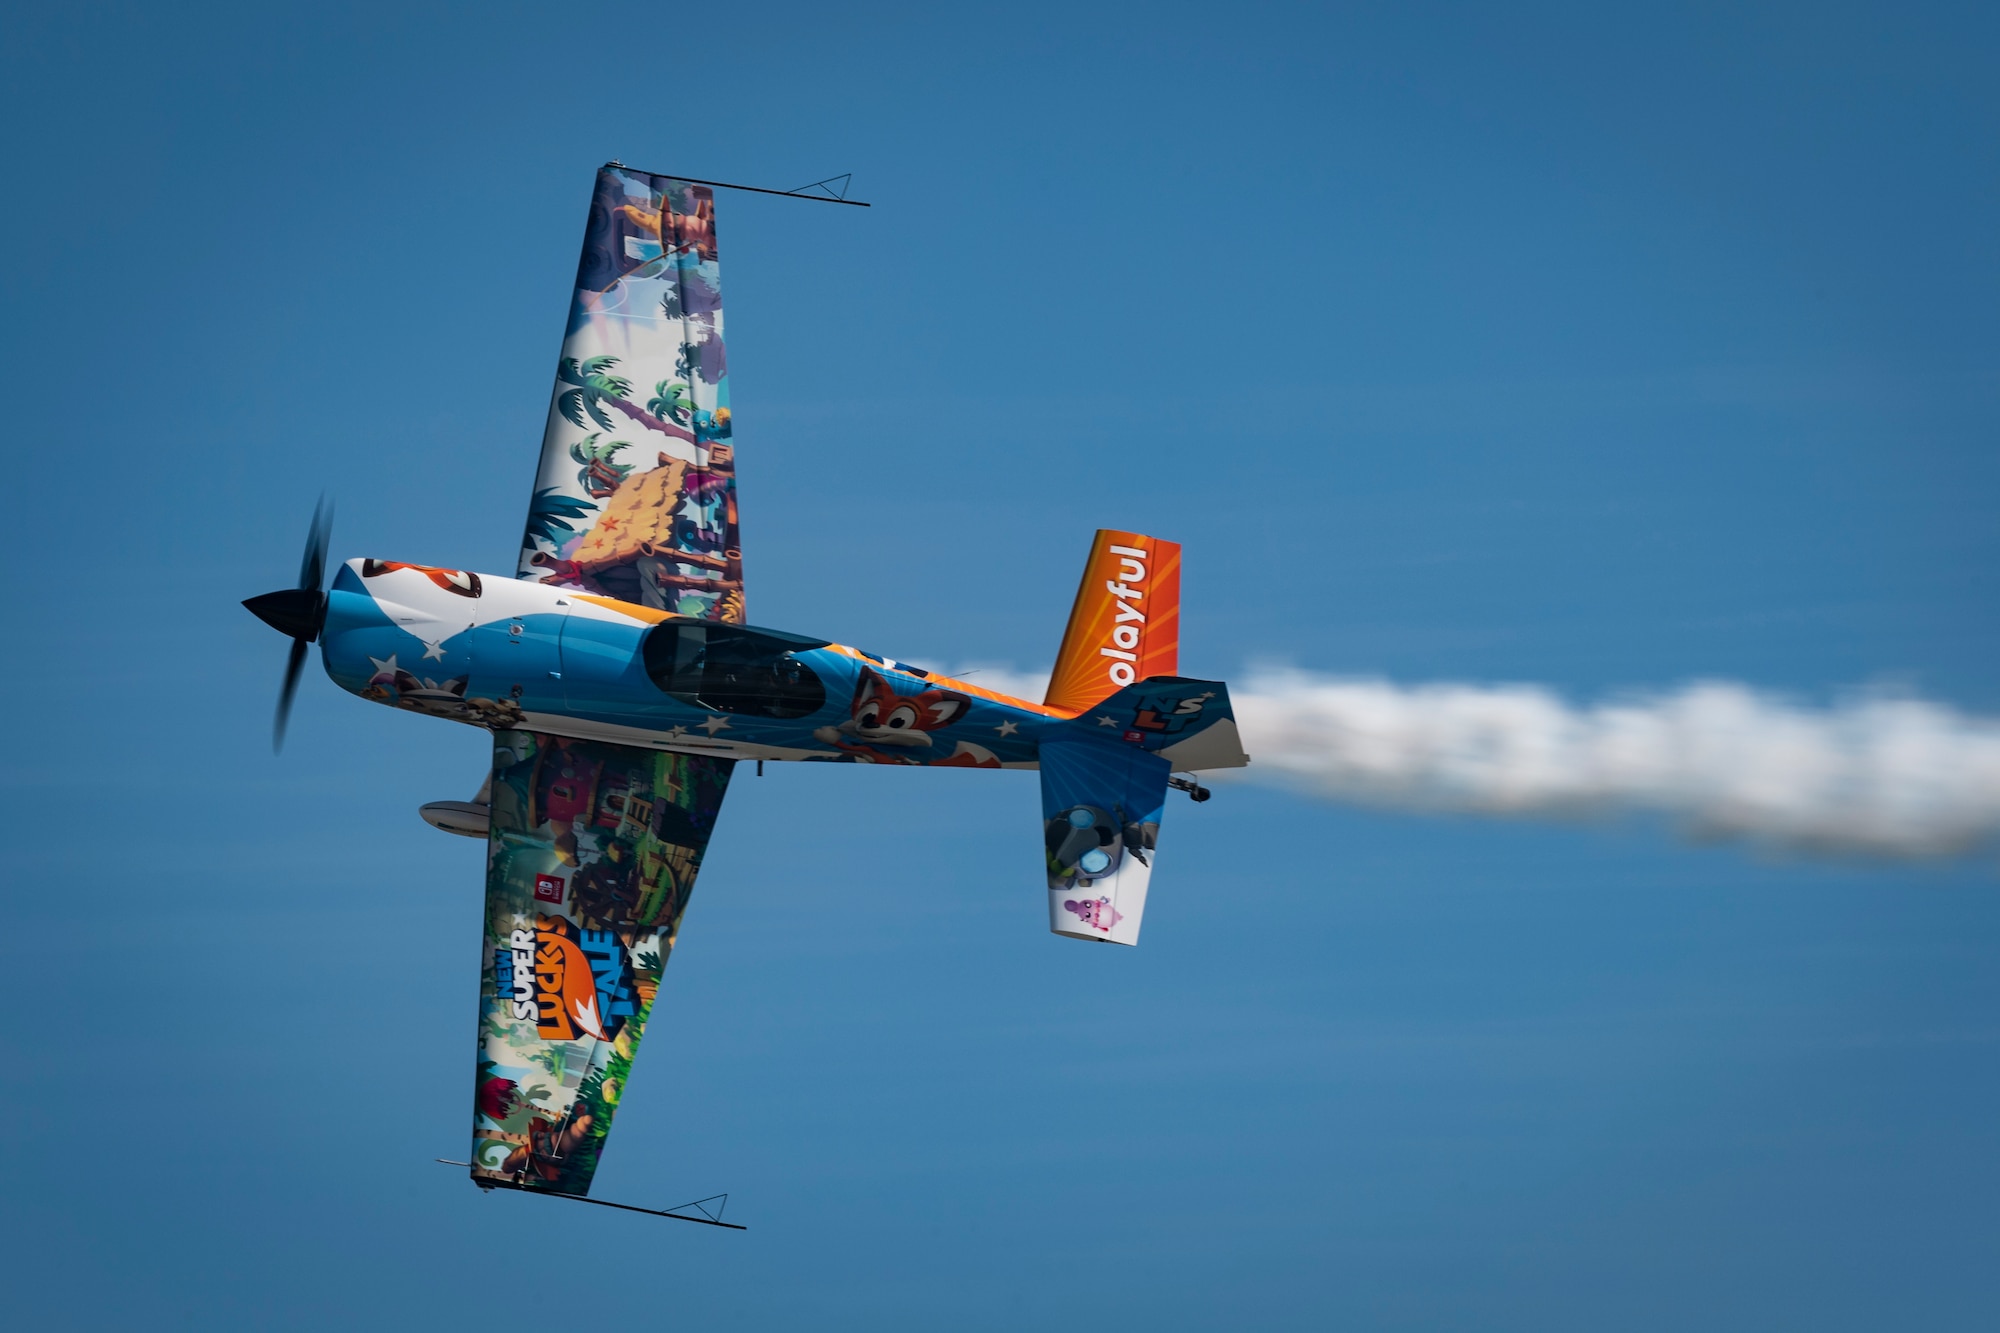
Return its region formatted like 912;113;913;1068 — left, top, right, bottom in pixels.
244;588;327;641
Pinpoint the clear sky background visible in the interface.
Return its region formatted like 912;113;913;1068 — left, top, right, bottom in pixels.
5;3;1999;1328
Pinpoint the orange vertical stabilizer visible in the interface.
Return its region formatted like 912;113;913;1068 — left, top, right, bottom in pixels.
1044;530;1182;714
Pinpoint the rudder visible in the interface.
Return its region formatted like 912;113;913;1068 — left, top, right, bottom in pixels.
1044;530;1181;714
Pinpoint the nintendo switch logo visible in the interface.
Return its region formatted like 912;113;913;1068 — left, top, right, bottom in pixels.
533;873;566;904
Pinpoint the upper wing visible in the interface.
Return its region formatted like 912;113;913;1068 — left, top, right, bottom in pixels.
518;165;744;624
470;730;735;1195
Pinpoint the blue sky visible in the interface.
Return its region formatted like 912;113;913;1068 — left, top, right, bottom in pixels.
4;3;1998;1328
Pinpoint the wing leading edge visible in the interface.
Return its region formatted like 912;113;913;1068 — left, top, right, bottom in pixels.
472;730;734;1195
519;165;744;623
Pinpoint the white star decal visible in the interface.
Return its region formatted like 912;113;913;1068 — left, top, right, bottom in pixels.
368;654;399;676
664;725;689;740
994;719;1019;737
420;636;448;661
1096;714;1119;727
697;715;732;736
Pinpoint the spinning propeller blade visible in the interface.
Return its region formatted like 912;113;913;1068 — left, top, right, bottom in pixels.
245;498;333;752
298;496;332;596
274;637;310;750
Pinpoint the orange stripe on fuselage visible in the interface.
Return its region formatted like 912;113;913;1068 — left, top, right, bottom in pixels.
563;598;1069;718
816;644;1072;718
570;593;676;623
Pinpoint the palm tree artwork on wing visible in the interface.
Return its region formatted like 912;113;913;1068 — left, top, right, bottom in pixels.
647;379;693;429
557;356;694;443
568;434;634;499
523;487;596;554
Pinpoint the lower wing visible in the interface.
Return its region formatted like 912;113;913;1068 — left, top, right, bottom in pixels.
469;730;734;1195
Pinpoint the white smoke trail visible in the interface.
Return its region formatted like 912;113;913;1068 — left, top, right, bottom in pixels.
1233;670;2000;857
944;662;2000;858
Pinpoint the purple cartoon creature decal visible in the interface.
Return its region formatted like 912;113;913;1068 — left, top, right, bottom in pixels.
1062;896;1124;933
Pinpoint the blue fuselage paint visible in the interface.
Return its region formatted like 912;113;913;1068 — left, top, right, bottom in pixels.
317;558;1242;773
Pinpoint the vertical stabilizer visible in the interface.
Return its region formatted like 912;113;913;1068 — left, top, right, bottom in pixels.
1044;530;1181;714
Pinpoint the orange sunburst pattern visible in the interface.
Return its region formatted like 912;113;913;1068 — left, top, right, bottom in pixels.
1044;529;1181;714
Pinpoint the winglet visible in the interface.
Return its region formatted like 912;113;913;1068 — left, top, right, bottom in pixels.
436;1160;746;1229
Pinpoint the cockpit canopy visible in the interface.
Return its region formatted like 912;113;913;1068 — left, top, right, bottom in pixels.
641;621;830;719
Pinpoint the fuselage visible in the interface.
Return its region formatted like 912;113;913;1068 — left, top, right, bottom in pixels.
321;558;1061;768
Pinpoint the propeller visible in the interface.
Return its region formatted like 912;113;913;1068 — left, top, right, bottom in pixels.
244;498;334;752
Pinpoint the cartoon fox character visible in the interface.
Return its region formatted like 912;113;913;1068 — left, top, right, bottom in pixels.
813;667;975;765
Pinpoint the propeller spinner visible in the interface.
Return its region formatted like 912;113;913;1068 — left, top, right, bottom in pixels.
244;498;334;751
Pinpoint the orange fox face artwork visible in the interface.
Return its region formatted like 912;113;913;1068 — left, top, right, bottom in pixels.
812;667;978;765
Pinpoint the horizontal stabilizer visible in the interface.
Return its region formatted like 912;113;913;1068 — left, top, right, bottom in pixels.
1040;740;1171;946
1055;676;1249;772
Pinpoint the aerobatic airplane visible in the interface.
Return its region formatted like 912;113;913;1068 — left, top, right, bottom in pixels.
244;164;1249;1218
